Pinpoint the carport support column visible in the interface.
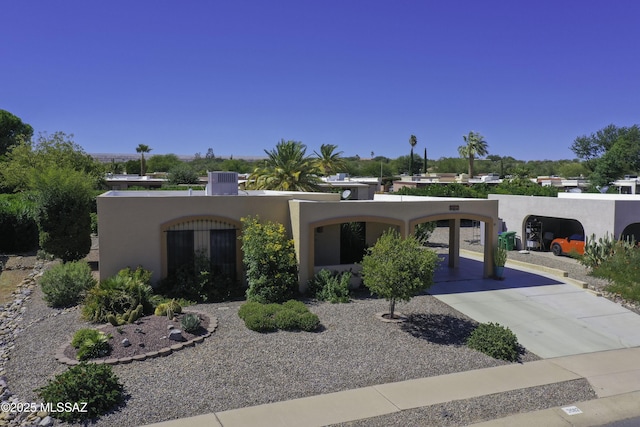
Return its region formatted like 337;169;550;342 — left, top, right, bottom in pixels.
448;218;460;268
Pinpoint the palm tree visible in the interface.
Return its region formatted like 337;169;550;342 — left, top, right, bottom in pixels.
313;144;347;176
409;135;417;175
458;131;488;178
136;144;152;176
247;140;321;191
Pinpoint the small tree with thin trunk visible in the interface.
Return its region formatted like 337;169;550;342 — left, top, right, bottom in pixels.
361;229;439;319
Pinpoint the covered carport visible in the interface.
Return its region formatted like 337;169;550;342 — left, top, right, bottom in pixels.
488;193;640;251
288;195;500;291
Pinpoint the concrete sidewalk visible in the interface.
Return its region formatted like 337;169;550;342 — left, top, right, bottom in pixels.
144;347;640;427
144;256;640;427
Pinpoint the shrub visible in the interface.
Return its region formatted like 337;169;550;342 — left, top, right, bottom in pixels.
90;212;98;235
71;329;112;361
33;167;93;262
36;363;124;422
274;309;300;330
238;300;320;332
0;193;39;253
414;221;437;245
307;269;350;303
40;261;96;308
361;229;439;318
81;267;154;323
180;313;201;333
297;312;321;332
241;216;298;304
244;312;277;332
467;322;520;362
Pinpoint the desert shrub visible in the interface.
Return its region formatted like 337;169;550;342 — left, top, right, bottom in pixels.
297;312;321;332
274;309;299;330
36;363;124;422
241;216;298;304
82;267;154;323
180;313;201;333
307;269;350;303
40;261;96;308
281;299;309;314
244;312;277;332
158;251;240;303
590;241;640;302
71;329;111;361
580;233;618;269
467;322;520;362
238;300;320;332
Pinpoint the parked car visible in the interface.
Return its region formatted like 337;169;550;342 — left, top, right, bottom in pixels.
550;234;585;256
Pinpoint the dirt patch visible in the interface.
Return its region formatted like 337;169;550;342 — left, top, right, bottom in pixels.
63;312;210;361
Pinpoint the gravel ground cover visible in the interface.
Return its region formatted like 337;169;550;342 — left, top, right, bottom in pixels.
4;227;603;427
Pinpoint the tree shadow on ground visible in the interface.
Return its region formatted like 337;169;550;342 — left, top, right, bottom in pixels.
401;313;477;345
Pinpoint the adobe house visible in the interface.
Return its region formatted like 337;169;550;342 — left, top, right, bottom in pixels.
97;173;500;292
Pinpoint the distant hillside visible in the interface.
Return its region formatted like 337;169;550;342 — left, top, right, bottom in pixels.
90;153;267;163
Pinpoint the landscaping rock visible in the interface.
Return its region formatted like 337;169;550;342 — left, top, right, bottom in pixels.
168;329;183;341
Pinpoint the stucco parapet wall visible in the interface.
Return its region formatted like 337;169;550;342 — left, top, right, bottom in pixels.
98;189;340;201
558;192;640;201
374;194;481;202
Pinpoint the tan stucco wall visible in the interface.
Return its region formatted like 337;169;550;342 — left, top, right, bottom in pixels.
98;190;499;292
290;196;499;289
97;190;339;284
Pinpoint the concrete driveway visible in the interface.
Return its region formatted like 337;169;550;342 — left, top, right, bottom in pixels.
430;254;640;358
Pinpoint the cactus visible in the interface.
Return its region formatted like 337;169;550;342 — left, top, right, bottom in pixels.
106;304;145;326
154;303;168;316
155;300;182;318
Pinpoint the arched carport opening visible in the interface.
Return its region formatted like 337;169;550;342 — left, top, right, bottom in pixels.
621;223;640;242
410;214;495;278
521;215;584;252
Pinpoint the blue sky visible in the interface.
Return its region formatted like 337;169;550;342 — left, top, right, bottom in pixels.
3;1;639;161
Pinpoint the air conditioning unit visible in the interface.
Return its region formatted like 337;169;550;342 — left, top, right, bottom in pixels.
206;171;238;195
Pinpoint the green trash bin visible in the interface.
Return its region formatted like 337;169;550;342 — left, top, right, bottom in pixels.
500;231;516;250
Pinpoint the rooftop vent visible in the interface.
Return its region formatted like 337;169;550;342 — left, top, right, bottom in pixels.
206;171;239;195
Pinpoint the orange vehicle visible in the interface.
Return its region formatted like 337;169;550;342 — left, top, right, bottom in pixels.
550;234;585;256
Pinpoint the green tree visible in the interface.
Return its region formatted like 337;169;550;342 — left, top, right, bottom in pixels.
241;216;298;303
247;140;321;191
0;132;104;192
458;131;489;178
32;167;93;262
146;153;181;172
123;159;141;175
409;134;417;175
557;161;589;178
220;158;252;173
361;229;439;319
168;164;199;185
0;110;33;157
570;124;640;186
136;144;152;176
313;143;347;176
